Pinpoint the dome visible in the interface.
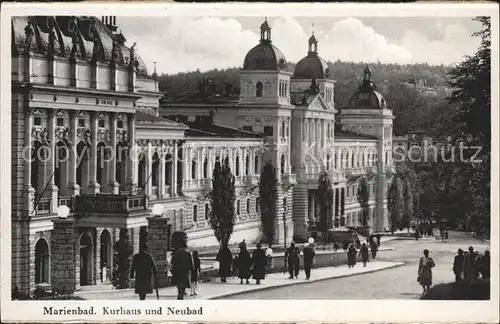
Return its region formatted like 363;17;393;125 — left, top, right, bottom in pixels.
11;16;148;76
243;42;287;70
293;53;329;79
346;66;388;110
242;18;287;71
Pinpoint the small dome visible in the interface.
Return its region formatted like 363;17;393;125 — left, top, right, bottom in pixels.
293;53;329;79
243;42;287;71
346;66;388;110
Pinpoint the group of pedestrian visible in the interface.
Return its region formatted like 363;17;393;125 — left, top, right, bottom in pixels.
346;234;379;269
414;221;434;240
453;246;490;282
440;225;450;242
230;241;268;285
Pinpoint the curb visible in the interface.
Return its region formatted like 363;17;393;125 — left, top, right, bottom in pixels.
207;262;405;300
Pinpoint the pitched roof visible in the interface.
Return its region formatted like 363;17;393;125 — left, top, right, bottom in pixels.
135;110;186;128
184;116;263;139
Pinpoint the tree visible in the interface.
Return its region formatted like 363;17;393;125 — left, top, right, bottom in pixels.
112;229;133;289
357;177;370;227
447;17;491;235
259;162;278;246
317;169;334;242
402;177;414;231
387;176;404;234
208;158;236;246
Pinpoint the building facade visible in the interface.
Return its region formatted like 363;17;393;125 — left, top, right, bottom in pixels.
11;16;394;295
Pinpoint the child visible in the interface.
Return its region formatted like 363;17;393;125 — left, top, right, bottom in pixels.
190;250;201;296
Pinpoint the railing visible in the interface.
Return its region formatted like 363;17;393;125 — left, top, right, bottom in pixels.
281;173;296;184
74;195;147;214
36;198;52;214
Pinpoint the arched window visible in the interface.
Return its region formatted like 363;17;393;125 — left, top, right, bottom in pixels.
284;82;288;98
76;141;88;188
203;157;208;178
138;155;146;187
280;154;286;175
256;81;263;97
35;238;49;284
55;141;68;192
165;153;173;186
191;159;197;179
31;141;44;192
254;155;259;174
235;155;240;176
116;144;128;189
96;142;106;185
326;154;331;171
152;152;160;186
245;155;250;176
281;120;286;137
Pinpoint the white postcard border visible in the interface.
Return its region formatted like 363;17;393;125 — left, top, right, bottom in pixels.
1;2;499;323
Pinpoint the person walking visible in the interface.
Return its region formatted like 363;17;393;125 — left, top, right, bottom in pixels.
453;249;465;282
444;229;449;242
189;251;201;296
285;243;300;279
251;243;267;285
171;231;193;300
464;246;478;281
360;243;369;267
479;250;490;279
303;242;315;280
370;240;378;259
216;243;233;283
414;227;420;241
347;244;357;268
130;241;158;300
237;241;252;284
376;234;381;247
418;249;435;295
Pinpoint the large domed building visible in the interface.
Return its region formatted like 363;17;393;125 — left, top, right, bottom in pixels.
292;33;330;80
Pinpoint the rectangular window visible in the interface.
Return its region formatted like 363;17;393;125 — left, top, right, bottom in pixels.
236;200;241;215
117;120;124;129
57;117;64;127
193;205;198;222
263;126;273;137
205;203;209;220
34;117;42;126
78;118;85;127
256;198;260;212
98;119;105;128
246;198;251;214
242;126;253;132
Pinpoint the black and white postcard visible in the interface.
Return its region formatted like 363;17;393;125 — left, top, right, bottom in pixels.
0;2;498;323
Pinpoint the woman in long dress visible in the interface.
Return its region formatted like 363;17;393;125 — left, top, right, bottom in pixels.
347;244;357;268
237;242;252;284
252;243;267;284
418;249;435;295
216;243;233;283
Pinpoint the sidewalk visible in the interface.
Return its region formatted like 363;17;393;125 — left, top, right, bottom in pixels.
74;260;404;300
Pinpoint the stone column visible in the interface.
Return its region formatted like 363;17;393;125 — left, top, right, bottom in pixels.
47;110;58;211
147;216;169;287
51;218;76;294
70;59;78;87
126;114;137;194
24;110;35;215
146;141;153;196
91;63;99;89
172;141;178;196
88;112;100;194
108;113;119;194
159;142;166;198
68;111;80;196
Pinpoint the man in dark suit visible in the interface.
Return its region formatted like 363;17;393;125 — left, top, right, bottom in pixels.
453;248;465;282
130;241;158;300
302;243;316;280
285;243;300;279
171;231;193;300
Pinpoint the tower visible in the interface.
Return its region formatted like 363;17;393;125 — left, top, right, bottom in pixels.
339;66;394;232
238;18;296;244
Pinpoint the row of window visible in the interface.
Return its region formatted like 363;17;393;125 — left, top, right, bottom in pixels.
192;198;261;222
278;80;289;98
190;155;260;179
34;116;125;129
302;120;335;141
345;182;376;198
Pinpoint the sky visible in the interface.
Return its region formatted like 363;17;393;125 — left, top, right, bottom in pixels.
117;16;482;75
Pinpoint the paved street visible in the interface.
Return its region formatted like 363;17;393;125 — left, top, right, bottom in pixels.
228;231;490;299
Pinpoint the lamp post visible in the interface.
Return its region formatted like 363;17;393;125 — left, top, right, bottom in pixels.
57;205;70;219
282;197;287;252
152;203;164;217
